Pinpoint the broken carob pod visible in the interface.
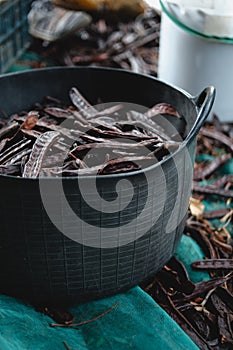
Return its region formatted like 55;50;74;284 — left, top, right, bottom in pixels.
192;259;233;271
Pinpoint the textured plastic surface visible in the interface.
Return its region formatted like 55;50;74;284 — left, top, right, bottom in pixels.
0;0;32;73
0;67;215;303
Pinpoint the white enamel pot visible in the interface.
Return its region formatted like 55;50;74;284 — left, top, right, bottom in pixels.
158;0;233;122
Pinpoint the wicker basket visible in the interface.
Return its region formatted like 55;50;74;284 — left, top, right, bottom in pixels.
0;0;32;73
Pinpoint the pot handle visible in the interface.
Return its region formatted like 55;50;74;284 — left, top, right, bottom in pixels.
188;86;216;140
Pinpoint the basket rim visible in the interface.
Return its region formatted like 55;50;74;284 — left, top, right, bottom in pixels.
0;66;197;181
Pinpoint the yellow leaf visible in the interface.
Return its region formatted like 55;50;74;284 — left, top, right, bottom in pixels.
220;209;233;223
189;197;205;219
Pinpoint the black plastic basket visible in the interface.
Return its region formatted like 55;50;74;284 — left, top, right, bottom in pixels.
0;67;215;305
0;0;32;73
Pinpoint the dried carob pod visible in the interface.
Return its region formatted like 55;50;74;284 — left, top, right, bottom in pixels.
23;131;60;178
0;87;181;177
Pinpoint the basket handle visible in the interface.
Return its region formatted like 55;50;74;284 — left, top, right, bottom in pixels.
187;86;216;140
